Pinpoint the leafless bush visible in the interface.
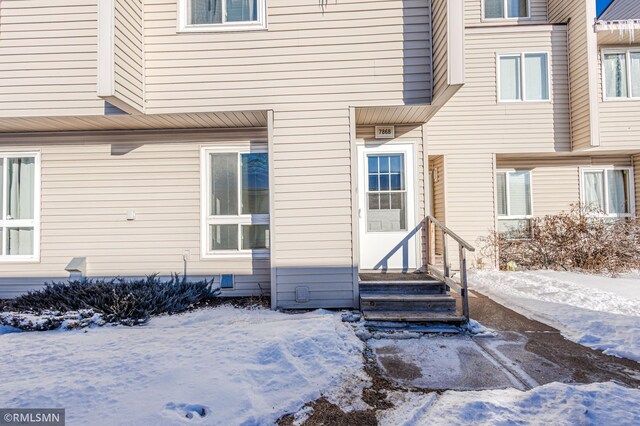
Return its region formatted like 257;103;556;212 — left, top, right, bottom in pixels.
480;205;640;275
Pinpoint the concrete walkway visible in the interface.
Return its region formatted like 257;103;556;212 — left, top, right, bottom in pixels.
369;291;640;391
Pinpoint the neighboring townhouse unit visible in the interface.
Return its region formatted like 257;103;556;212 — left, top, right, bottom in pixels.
0;0;637;311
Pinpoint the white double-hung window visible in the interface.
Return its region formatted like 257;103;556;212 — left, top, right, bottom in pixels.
0;153;39;261
496;170;533;237
180;0;267;31
581;167;634;217
484;0;529;19
603;49;640;100
201;147;270;257
499;53;550;101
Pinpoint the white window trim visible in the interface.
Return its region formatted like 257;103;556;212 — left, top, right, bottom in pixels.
482;0;531;21
601;48;640;101
200;145;270;259
178;0;267;33
496;170;534;220
0;152;41;263
497;52;551;103
579;166;635;218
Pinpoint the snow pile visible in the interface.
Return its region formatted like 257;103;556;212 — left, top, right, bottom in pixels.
0;310;106;331
470;270;640;361
0;306;365;425
379;382;640;426
463;319;496;337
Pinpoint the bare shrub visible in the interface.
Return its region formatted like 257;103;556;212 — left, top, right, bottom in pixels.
481;205;640;275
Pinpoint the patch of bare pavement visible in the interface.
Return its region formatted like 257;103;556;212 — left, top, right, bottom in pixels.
279;290;640;425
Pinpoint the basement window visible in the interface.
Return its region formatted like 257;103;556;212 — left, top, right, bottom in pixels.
201;147;270;258
180;0;267;32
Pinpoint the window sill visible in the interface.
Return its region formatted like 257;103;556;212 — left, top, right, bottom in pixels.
498;99;551;104
0;257;40;263
178;23;267;33
201;251;270;260
481;17;532;23
602;97;640;102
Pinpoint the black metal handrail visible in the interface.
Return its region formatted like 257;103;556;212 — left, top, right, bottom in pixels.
425;215;475;322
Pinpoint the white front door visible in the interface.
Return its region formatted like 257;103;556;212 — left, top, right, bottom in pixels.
358;144;417;271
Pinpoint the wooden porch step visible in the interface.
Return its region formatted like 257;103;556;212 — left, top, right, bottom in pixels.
360;293;456;312
362;310;466;325
359;281;447;294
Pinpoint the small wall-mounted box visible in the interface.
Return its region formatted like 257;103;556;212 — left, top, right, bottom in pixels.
220;274;234;289
295;286;310;303
375;125;395;139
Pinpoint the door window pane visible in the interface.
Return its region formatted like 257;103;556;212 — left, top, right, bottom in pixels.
7;157;35;220
379;174;390;191
525;53;549;100
210;153;238;216
241;153;269;215
7;227;33;256
210;224;238;250
604;53;628;98
485;0;504;18
379;156;390;173
508;172;532;216
583;171;605;212
507;0;528;18
607;170;630;214
366;154;407;232
226;0;257;22
500;56;521;101
496;173;508;216
630;52;640;98
390;156;402;173
191;0;222;24
241;225;269;249
368;156;378;173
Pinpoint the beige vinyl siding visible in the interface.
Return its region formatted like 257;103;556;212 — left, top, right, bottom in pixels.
497;155;634;217
442;153;496;269
427;25;571;155
0;131;270;299
548;0;599;149
426;24;570;268
429;155;445;256
431;0;448;98
143;0;432;113
597;44;640;149
465;0;548;26
272;108;354;309
0;0;104;117
114;0;144;112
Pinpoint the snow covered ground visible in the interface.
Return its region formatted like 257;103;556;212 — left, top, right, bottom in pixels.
1;301;639;425
379;381;640;426
0;307;366;425
470;269;640;361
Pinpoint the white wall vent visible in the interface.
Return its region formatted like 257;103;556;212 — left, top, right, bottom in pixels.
375;126;395;139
